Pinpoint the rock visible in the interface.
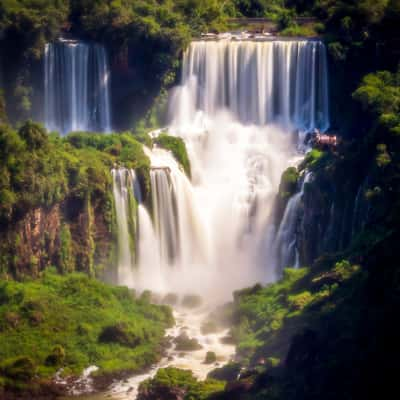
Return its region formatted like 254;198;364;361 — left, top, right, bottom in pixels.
204;351;217;364
200;320;218;335
163;293;179;306
220;334;235;345
138;384;186;400
181;294;202;308
174;332;202;351
207;362;241;381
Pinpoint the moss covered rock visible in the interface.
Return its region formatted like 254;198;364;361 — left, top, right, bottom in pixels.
174;332;202;351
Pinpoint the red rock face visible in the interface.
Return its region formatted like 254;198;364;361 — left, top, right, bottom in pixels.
0;196;114;278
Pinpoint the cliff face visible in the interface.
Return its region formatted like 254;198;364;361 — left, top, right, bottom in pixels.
0;194;115;279
274;144;374;272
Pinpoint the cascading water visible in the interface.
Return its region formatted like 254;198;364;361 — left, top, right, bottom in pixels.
111;39;330;297
273;171;312;271
111;168;138;284
171;39;329;132
101;38;331;400
44;39;112;135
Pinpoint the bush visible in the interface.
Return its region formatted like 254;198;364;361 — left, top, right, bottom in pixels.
99;323;142;348
45;345;65;366
2;357;36;381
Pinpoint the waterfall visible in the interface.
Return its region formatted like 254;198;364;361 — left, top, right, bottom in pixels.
44;39;111;135
113;39;330;298
171;40;329;132
273;172;312;271
111;169;138;283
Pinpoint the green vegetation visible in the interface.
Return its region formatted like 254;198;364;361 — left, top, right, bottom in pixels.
138;367;224;400
353;69;400;136
278;167;299;201
0;123;152;277
0;123;149;223
0;270;173;391
155;133;192;178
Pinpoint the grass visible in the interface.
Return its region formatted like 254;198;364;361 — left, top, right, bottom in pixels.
0;270;173;389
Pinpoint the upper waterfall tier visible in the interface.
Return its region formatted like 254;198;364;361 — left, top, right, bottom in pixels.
44;40;112;135
177;40;329;131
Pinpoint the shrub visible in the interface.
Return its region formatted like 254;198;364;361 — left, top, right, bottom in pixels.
99;323;142;348
2;357;36;381
45;345;65;366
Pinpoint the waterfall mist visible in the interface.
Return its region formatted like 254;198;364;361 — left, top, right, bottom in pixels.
113;39;330;301
44;39;112;135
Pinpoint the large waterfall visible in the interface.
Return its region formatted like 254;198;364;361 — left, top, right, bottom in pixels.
44;39;112;135
113;39;330;298
171;40;329;131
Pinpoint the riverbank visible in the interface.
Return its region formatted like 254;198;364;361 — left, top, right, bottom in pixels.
60;305;235;400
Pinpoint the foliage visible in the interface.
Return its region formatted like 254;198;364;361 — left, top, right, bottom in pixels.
278;167;299;201
0;126;150;223
155;133;191;177
0;271;173;388
353;69;400;136
138;367;225;400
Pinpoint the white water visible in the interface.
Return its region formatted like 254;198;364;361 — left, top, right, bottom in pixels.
171;40;329;131
105;39;330;399
273;171;312;272
111;39;330;297
44;39;112;135
107;306;235;399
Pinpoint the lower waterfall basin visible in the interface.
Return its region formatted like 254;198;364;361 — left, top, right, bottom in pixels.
61;307;236;400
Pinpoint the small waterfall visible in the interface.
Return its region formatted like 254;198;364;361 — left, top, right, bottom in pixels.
274;172;311;271
44;39;111;135
171;40;329;132
111;169;137;283
150;168;180;264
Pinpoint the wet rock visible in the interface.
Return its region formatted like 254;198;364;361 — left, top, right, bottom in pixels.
163;293;179;306
208;362;241;381
220;334;235;345
138;384;186;400
200;320;218;335
204;351;217;364
181;294;202;308
174;332;202;351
